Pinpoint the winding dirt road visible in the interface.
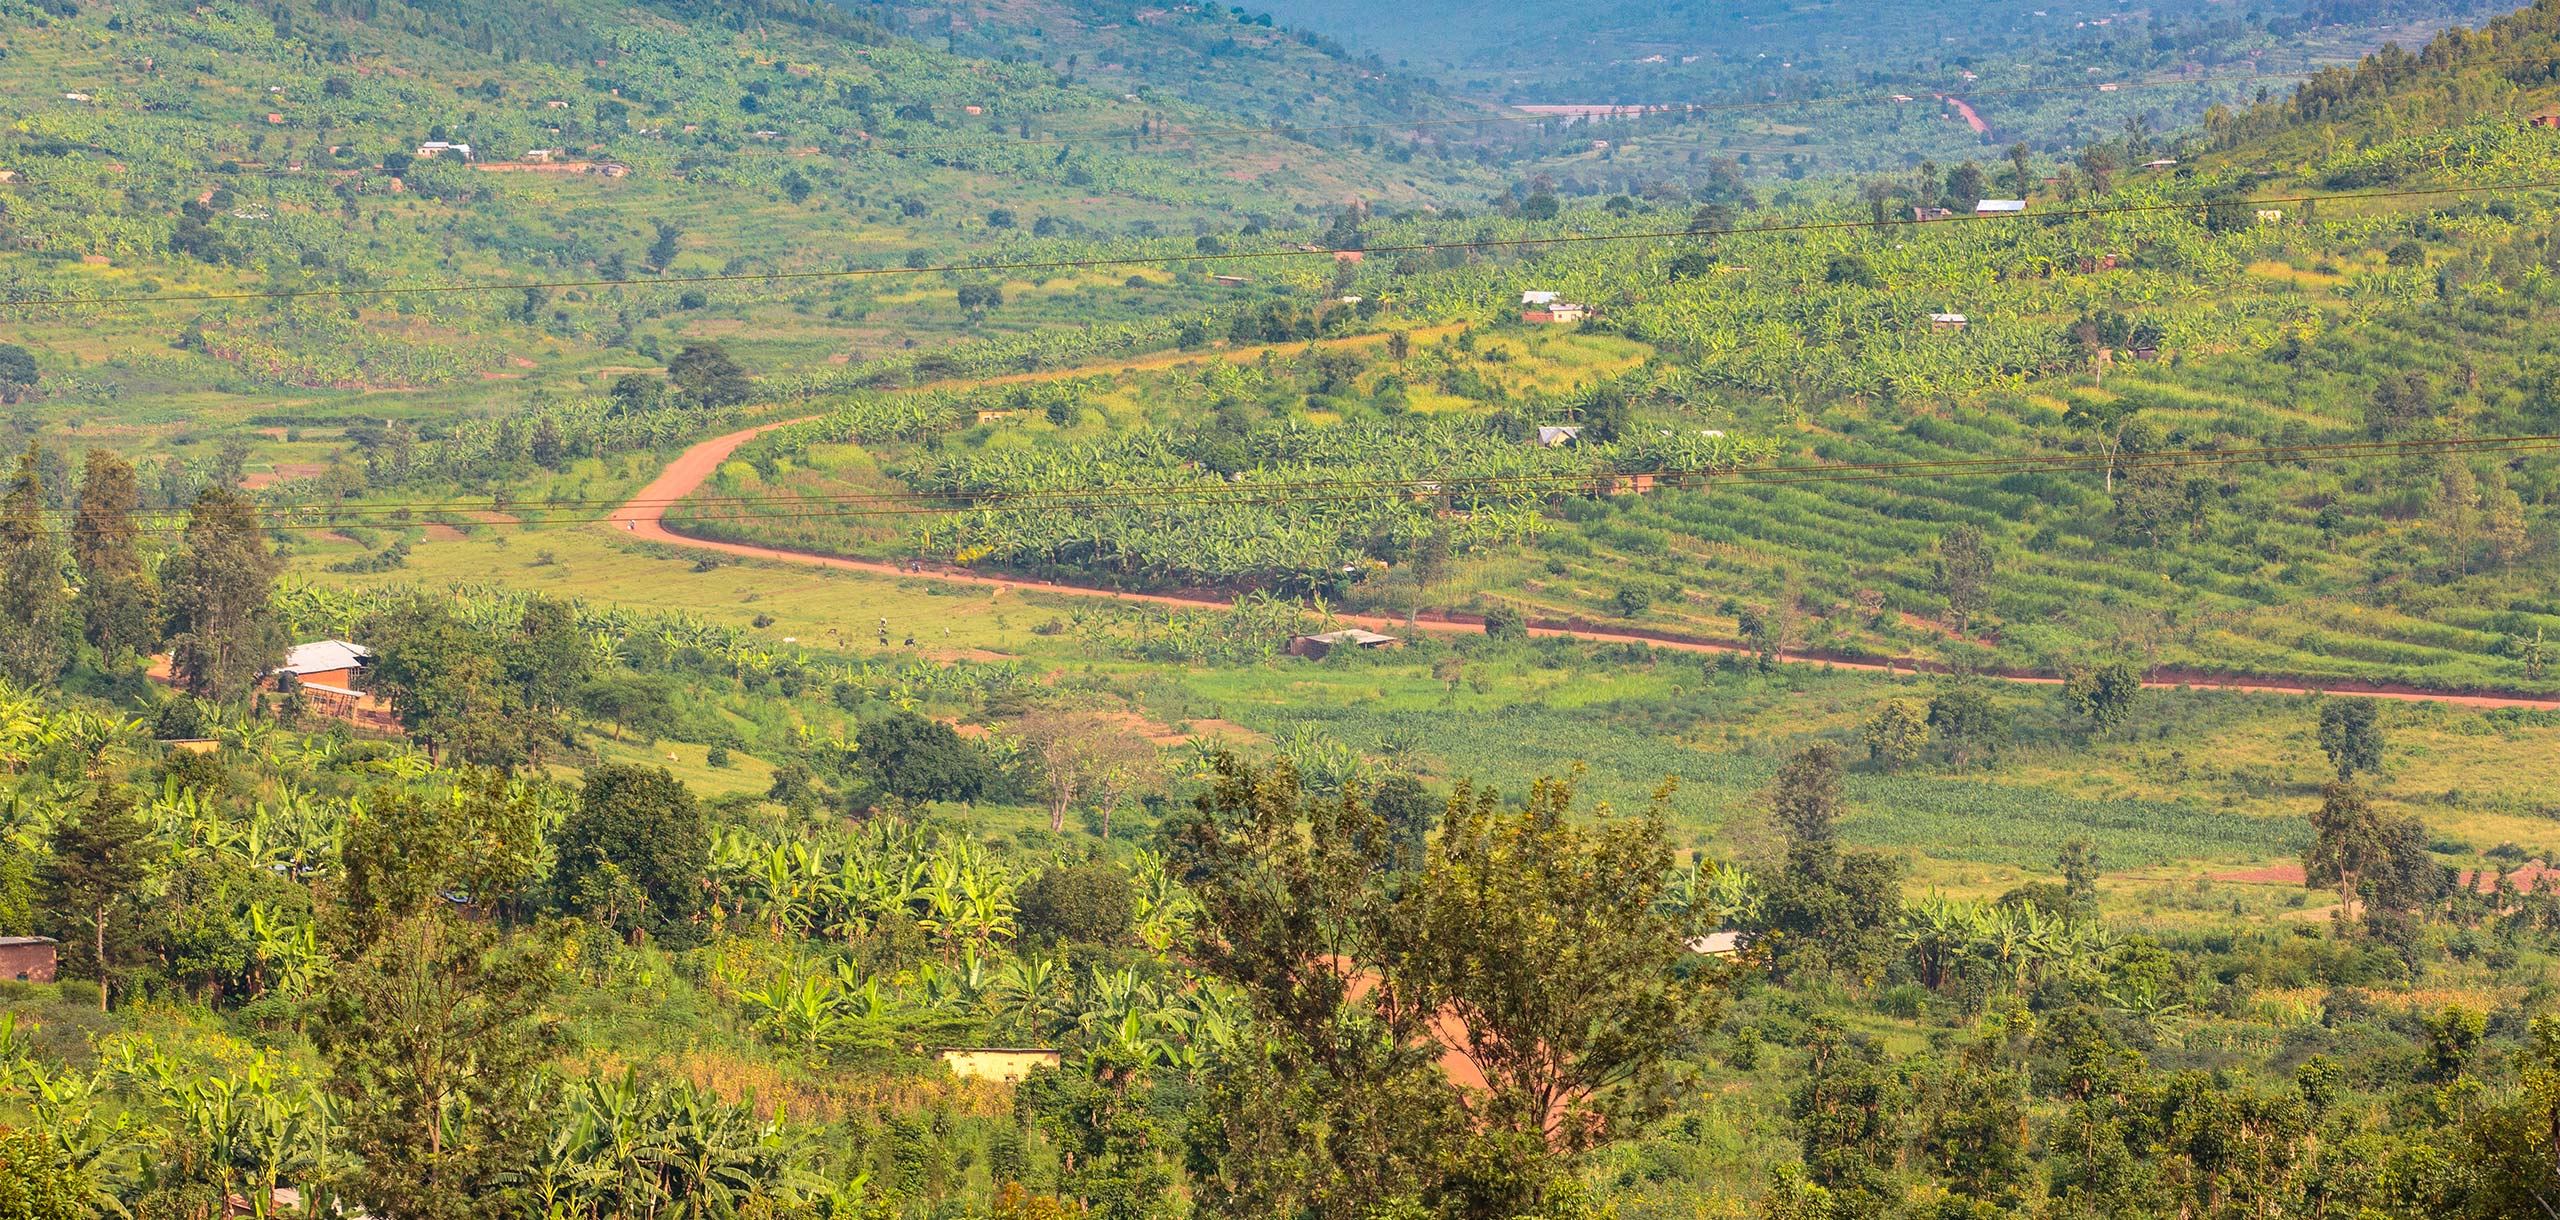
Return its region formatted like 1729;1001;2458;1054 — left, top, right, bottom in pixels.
613;422;2560;710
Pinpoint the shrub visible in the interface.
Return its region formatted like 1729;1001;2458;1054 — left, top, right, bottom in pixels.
1017;863;1134;945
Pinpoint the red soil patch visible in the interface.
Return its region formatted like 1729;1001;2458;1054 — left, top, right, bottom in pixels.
240;462;325;489
2210;864;2306;885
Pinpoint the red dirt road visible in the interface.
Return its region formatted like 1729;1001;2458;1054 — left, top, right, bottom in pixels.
1945;96;1990;135
614;423;2560;710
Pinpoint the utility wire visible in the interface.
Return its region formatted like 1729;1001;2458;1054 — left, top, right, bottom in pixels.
8;178;2556;312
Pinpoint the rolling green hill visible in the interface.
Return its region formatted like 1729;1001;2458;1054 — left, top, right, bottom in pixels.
659;1;2560;697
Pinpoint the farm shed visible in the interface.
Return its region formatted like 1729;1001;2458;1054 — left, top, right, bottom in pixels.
940;1047;1061;1082
1929;313;1969;333
1974;199;2026;215
1286;629;1401;659
1536;425;1582;447
0;937;58;983
1522;302;1588;323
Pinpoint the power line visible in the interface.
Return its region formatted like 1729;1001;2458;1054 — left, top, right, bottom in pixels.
86;434;2560;533
8;178;2555;312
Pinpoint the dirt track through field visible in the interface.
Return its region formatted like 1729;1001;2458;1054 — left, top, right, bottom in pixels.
615;422;2560;711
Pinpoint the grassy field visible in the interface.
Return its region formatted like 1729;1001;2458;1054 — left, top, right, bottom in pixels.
293;516;2560;930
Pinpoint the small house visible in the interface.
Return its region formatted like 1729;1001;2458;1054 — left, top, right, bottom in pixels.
62;92;92;102
2255;209;2284;224
1911;206;1955;222
591;162;632;177
414;140;473;161
265;112;285;125
545;100;572;109
272;640;372;716
1333;249;1363;263
964;105;984;116
1211;274;1251;286
2533;114;2560;129
1974;199;2026;215
1929;313;1969;332
522;148;561;162
1522;302;1588;323
1686;931;1744;957
0;171;17;184
275;639;371;690
940;1047;1061;1083
1890;94;1915;103
1536;425;1582;447
0;936;58;983
2141;158;2178;170
1286;629;1402;659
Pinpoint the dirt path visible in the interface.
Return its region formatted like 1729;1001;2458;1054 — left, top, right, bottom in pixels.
1945;96;1990;136
616;424;2560;711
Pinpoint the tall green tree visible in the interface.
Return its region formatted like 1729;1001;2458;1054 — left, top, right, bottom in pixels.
37;786;148;1012
2317;699;2385;779
1931;524;1994;632
2063;660;2145;737
1416;773;1721;1160
667;342;753;407
1175;759;1718;1219
162;485;285;701
1755;747;1903;983
2304;781;2390;925
555;764;708;941
359;599;558;769
0;444;67;685
318;772;553;1220
70;449;156;662
1771;744;1843;845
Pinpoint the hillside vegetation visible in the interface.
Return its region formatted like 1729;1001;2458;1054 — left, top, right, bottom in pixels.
12;2;2560;1220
